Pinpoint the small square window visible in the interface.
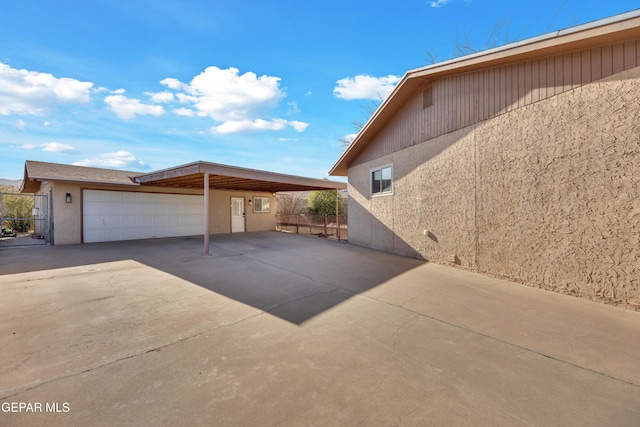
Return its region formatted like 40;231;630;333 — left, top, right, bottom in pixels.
253;197;271;213
371;165;393;196
423;86;433;109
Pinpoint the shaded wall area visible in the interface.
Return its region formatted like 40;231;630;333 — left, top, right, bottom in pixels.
348;66;640;309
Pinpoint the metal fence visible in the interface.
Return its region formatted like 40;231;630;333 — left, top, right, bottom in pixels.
276;213;348;241
0;193;51;247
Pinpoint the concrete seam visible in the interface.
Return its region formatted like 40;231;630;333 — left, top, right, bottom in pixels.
357;292;640;389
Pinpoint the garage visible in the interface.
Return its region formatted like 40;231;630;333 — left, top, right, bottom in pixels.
83;190;203;243
21;160;346;247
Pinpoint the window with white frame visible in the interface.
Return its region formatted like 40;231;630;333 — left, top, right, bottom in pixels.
371;164;393;196
253;196;271;213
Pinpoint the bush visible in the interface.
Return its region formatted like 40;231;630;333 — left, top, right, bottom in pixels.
307;190;344;216
1;187;34;232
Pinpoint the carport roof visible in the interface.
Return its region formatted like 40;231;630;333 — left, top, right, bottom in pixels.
21;160;346;193
135;161;346;192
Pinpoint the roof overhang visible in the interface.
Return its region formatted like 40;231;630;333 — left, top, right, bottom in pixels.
20;161;138;193
135;161;346;193
329;9;640;176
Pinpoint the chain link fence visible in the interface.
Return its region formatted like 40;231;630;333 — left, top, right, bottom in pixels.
0;193;51;247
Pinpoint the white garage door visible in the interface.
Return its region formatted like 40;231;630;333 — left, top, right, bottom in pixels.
83;190;204;243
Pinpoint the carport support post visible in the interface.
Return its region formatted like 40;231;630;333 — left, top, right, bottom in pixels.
204;172;210;256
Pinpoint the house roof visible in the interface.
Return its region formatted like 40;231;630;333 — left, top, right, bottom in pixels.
329;9;640;176
21;160;139;192
21;160;346;194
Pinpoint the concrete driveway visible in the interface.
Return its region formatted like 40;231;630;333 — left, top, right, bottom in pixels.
1;231;639;426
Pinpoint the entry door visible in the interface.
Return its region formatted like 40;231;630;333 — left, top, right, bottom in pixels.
231;197;245;233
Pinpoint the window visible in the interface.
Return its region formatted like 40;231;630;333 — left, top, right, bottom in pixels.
253;196;271;213
371;165;393;196
423;86;433;109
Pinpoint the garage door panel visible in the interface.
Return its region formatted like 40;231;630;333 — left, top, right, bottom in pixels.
83;190;204;243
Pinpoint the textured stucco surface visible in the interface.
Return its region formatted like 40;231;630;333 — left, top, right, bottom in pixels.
348;66;640;309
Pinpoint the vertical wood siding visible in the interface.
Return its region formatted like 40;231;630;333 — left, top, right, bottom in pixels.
354;39;640;166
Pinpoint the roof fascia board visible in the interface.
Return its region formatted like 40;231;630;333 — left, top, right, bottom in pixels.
199;162;346;189
135;162;202;183
410;13;640;80
137;161;346;189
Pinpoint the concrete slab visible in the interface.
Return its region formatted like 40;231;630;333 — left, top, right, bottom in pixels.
1;231;639;426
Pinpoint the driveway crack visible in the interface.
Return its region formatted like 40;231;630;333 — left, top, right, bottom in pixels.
359;293;640;389
0;310;266;401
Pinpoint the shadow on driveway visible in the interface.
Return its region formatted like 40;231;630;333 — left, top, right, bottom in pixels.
0;231;425;325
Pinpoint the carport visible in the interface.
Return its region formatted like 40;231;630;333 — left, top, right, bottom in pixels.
134;161;346;255
20;160;346;248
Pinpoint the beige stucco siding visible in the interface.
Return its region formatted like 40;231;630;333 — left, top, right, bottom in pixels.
474;66;640;306
347;65;640;308
349;127;477;266
39;183;276;245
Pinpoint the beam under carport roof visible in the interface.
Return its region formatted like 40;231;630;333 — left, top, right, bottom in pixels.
134;161;346;255
135;161;346;193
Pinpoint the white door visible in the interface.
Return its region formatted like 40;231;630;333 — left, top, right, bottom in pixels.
231;197;245;233
83;190;204;243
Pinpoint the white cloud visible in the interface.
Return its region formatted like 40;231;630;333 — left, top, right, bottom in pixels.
18;141;75;152
146;91;174;103
211;118;308;135
172;66;284;121
429;0;452;7
160;77;184;90
160;66;306;134
104;94;165;120
14;119;27;129
173;107;195;116
342;133;358;144
290;121;309;132
287;101;301;114
73;150;148;169
0;62;93;115
42;142;75;153
334;74;400;100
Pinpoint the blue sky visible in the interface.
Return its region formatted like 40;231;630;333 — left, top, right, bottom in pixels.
1;0;638;180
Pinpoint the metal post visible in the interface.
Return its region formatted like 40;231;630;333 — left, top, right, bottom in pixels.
204;172;210;256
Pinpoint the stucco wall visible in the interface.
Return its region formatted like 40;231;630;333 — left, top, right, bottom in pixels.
347;66;640;309
475;66;640;307
208;190;276;234
43;183;276;245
